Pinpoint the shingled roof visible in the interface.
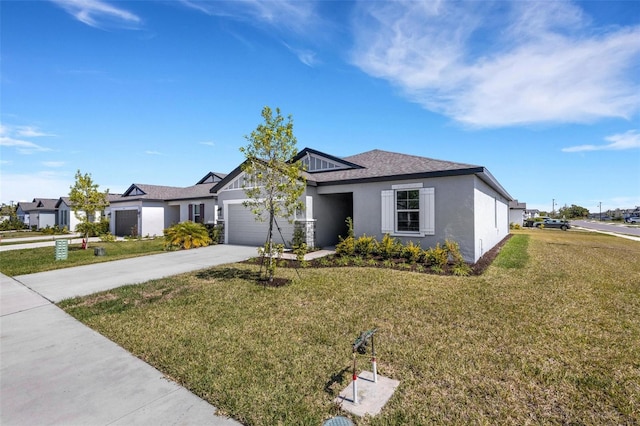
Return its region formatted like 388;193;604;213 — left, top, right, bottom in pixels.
305;149;482;184
114;183;216;202
210;147;512;200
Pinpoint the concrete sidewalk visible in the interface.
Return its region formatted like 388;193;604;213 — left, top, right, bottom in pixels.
1;244;257;425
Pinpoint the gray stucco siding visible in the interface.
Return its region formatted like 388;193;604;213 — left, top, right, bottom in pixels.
317;175;478;261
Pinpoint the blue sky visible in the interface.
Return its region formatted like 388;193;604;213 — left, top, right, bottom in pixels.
1;0;639;213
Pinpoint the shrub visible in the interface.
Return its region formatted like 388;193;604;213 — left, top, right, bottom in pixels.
291;226;308;261
424;243;448;269
354;234;377;257
451;262;472;276
510;222;521;230
335;235;355;257
378;234;402;259
205;224;222;244
444;239;464;263
163;221;212;250
100;232;116;242
402;241;423;263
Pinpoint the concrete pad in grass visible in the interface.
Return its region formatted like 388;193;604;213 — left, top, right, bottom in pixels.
334;371;400;417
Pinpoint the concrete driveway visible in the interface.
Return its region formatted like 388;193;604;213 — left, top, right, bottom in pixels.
1;244;257;425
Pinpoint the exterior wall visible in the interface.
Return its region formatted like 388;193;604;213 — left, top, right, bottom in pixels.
140;204;166;237
16;207;29;226
168;199;218;224
30;211;56;229
57;204;82;231
473;177;510;262
317;175;477;262
509;209;525;226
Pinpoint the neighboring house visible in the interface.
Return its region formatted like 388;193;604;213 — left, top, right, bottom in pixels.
17;198;58;229
108;172;225;237
524;209;540;219
509;200;527;226
16;201;36;227
57;193;121;232
212;148;513;263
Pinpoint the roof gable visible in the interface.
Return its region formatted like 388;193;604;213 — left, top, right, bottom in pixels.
293;147;363;173
196;172;227;185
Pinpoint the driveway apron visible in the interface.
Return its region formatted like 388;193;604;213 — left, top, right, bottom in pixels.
1;244;257;425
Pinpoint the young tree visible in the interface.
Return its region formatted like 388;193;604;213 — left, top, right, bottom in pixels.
240;106;306;282
69;170;109;248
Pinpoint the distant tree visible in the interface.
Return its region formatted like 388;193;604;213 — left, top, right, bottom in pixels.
69;170;109;248
240;106;306;283
558;204;589;219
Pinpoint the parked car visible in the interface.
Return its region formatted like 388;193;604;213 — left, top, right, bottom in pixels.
625;216;640;223
536;218;571;230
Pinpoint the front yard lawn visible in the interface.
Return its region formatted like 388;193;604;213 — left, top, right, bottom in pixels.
0;239;165;276
59;230;640;425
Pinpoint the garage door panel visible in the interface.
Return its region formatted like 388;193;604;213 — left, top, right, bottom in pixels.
227;204;294;246
115;210;137;236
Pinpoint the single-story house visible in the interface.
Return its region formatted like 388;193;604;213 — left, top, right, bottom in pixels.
212;148;513;263
16;198;58;229
108;172;225;237
509;200;527;226
56;194;121;232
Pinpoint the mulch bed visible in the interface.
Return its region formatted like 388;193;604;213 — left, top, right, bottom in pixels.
244;234;512;281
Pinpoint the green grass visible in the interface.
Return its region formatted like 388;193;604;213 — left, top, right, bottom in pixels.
0;239;165;276
493;233;529;269
59;230;640;425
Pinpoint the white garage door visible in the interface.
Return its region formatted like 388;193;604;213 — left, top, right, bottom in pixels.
227;204;295;247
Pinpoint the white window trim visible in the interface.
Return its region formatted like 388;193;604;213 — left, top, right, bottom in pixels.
381;186;434;237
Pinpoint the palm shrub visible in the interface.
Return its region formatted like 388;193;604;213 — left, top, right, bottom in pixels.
164;221;212;250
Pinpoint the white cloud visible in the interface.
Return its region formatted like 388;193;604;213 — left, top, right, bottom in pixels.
0;137;52;154
0;124;54;154
145;150;163;155
50;0;141;29
562;129;640;152
180;0;322;66
180;0;317;34
283;43;319;67
199;141;215;147
16;126;55;138
351;0;640;128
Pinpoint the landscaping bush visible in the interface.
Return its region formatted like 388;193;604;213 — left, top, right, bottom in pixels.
402;240;423;263
378;233;402;259
164;221;212;250
354;234;376;257
424;243;448;269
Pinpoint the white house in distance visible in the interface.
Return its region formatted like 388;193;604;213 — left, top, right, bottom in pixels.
56;194;121;232
509;200;527;226
108;172;225;237
212;148;513;263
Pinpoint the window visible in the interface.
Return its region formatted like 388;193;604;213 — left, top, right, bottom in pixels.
193;204;201;223
396;190;420;232
189;203;205;223
381;186;434;236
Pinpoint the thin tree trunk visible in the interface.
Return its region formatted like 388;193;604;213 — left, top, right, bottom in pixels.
267;207;275;282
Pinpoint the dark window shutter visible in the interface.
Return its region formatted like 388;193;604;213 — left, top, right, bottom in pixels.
188;204;193;221
200;204;205;223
